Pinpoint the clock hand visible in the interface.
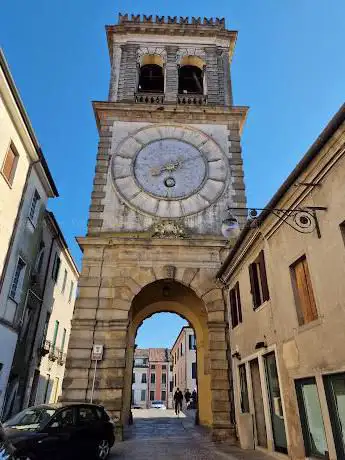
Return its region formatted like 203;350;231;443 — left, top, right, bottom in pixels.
150;161;180;176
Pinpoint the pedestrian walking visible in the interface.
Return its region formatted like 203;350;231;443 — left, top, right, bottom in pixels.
184;388;191;409
191;388;198;409
173;387;183;415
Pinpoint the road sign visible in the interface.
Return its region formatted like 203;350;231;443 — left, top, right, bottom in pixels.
92;344;104;361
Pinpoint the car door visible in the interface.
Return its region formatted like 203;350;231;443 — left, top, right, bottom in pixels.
36;407;77;460
75;406;99;455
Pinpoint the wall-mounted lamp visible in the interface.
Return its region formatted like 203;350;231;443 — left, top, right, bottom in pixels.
255;341;267;350
221;211;241;240
231;350;241;360
228;205;327;239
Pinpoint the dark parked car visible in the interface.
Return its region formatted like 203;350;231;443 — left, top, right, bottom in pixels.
0;422;15;459
2;403;115;460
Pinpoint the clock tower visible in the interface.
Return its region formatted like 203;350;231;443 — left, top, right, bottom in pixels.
63;13;248;442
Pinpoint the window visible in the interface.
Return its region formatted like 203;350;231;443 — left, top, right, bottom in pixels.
230;282;242;328
291;256;318;325
192;362;197;379
161;391;166;401
170;365;173;372
177;349;180;359
53;377;60;403
180;343;183;356
61;269;67;293
60;328;67;352
141;373;147;384
41;312;50;347
9;257;26;302
52;408;74;428
162;365;166;370
68;281;74;303
169;381;173;393
1;143;18;186
189;334;196;350
150;390;154;401
141;390;146;401
249;250;270;309
151;364;155;370
52;320;59;351
138;63;164;93
178;65;203;95
28;190;40;224
174;374;176;386
150;373;156;384
52;253;61;282
295;378;328;457
78;407;96;424
162;374;166;384
238;364;250;413
132;373;135;384
44;374;51;403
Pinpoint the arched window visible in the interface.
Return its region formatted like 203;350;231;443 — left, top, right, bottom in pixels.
137;55;164;93
178;56;205;95
35;242;45;274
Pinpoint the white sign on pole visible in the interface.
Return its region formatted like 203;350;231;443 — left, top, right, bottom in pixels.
92;344;104;361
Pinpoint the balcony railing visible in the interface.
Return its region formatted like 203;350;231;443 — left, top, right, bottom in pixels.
177;94;208;105
57;349;67;366
135;93;165;104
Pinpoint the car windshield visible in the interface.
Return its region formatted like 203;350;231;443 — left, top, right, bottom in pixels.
152;401;163;405
4;407;56;431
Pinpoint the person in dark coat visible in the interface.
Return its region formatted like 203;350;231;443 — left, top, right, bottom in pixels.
173;387;183;415
184;389;192;409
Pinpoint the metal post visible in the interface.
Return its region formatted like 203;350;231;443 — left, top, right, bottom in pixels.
90;359;98;403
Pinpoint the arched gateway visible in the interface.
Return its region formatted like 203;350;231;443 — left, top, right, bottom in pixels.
62;13;247;442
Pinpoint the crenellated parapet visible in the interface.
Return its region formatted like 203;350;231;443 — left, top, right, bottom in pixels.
118;13;226;28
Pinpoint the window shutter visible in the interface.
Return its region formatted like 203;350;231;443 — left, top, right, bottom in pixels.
302;259;318;321
249;263;260;309
235;282;242;323
294;257;318;324
258;250;270;302
2;147;16;183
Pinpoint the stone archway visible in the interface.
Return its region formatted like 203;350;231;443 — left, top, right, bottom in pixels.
62;236;234;442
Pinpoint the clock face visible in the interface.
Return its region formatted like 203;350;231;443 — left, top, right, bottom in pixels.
134;139;206;199
112;125;228;218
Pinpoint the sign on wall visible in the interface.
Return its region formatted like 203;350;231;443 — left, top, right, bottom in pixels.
91;344;104;361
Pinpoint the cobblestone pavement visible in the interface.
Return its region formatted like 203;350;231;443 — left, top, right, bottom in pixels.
109;409;272;460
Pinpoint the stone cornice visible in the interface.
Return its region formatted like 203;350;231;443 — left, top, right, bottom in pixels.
77;233;229;250
92;101;248;133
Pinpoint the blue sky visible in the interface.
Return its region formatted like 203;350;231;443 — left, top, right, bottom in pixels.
1;1;345;347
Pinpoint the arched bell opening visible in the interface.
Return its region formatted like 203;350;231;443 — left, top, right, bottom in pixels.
122;280;212;428
137;55;164;93
178;56;205;95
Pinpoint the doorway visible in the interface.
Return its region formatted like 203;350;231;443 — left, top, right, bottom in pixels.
250;358;267;447
324;372;345;458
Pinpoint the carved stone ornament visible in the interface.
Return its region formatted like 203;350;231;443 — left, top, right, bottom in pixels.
137;47;167;65
151;220;188;239
176;48;206;65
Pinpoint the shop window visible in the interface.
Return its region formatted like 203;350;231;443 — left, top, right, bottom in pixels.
295;378;328;458
249;250;270;309
291;255;318;325
230;282;242;328
238;364;250;413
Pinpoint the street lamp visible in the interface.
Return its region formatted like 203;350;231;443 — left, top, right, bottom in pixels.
221;212;241;240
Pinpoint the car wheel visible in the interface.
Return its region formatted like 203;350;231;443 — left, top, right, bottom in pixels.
96;439;110;460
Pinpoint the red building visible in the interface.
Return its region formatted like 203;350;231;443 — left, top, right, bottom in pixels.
148;348;170;407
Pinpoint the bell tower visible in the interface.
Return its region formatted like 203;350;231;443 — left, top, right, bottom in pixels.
63;13;248;442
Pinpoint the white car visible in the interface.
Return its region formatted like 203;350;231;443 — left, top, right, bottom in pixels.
151;400;166;410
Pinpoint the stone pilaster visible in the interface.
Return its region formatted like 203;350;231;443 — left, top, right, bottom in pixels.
108;45;122;102
222;50;232;106
165;46;178;102
205;47;220;105
117;44;139;102
208;321;236;443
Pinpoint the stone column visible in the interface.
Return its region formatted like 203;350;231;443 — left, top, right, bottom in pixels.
222;49;232;106
165;46;179;102
208;321;236;442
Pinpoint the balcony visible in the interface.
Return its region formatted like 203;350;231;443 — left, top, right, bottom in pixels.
134;93;165;104
177;94;208;105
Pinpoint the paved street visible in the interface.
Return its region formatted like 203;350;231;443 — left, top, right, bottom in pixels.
110;409;271;460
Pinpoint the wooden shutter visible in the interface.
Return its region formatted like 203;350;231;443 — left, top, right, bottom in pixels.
249;263;261;309
230;288;238;328
294;257;318;324
235;282;242;323
258;250;270;302
2;146;16;183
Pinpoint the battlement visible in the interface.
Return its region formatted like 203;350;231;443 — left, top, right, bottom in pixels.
118;13;226;29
